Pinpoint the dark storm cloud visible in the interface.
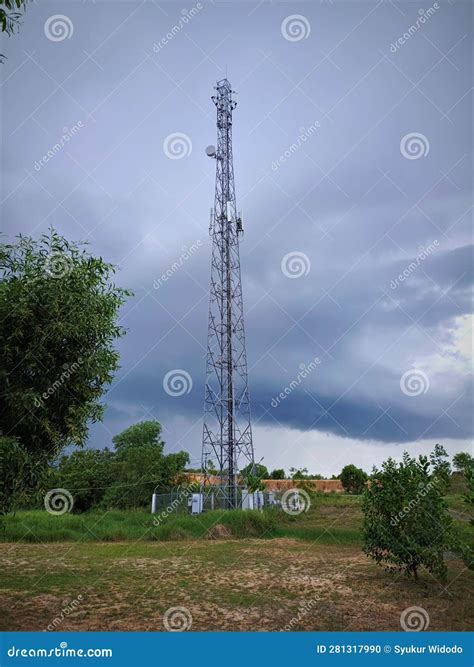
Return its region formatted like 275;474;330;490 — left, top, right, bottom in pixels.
1;0;472;457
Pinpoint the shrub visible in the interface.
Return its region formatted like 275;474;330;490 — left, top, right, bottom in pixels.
362;449;454;582
270;468;285;480
340;464;367;494
0;437;39;515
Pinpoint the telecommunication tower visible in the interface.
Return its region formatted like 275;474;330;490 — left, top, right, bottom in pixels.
201;79;255;508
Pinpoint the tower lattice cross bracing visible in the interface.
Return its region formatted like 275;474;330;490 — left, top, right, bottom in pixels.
201;78;255;508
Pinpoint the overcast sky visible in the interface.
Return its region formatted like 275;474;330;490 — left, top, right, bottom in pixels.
1;0;472;475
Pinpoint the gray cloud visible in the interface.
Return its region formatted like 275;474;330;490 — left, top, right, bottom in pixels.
1;1;472;467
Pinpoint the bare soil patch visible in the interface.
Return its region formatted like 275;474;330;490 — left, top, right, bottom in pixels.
1;539;472;631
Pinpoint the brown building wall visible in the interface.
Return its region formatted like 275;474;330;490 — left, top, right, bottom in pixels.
262;479;343;493
184;473;343;493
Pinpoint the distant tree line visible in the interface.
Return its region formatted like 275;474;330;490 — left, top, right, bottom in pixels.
236;463;369;495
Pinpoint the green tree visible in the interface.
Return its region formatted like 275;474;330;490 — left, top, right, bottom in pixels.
43;420;191;512
244;475;265;493
240;463;269;480
270;468;285;480
464;466;474;528
102;420;189;509
290;467;309;480
49;448;116;512
0;230;131;510
1;0;29;62
240;463;268;492
0;436;37;515
340;464;368;494
455;456;474;570
429;443;451;492
362;450;454;582
204;459;218;475
112;420;163;451
452;452;474;474
103;445;189;509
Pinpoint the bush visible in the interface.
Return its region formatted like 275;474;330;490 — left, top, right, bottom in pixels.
0;437;39;516
362;449;454;582
465;465;474;527
340;464;367;494
48;448;116;512
270;468;285;480
453;452;474;474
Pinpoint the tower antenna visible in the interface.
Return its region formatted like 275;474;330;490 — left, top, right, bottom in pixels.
201;78;255;509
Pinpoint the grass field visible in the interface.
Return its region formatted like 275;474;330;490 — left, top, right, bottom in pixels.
1;495;472;631
0;502;363;545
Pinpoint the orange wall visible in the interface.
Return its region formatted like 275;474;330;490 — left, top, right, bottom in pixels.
184;473;343;493
262;479;343;492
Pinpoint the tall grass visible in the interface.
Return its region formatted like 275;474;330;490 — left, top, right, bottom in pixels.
0;508;283;544
0;507;360;544
1;495;465;545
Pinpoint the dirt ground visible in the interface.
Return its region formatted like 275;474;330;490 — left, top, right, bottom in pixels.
1;538;472;631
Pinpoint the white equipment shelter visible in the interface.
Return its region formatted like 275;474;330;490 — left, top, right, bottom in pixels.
241;488;254;510
253;490;264;510
191;493;203;514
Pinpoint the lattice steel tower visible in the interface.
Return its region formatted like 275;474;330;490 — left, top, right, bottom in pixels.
201;78;255;508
